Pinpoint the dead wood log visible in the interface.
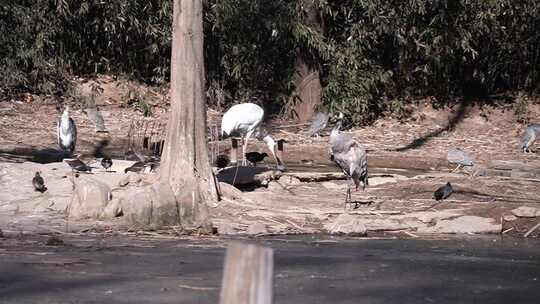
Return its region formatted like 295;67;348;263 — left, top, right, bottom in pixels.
220;242;273;304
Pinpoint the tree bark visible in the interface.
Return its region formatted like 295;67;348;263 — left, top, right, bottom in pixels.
158;0;218;228
291;0;323;122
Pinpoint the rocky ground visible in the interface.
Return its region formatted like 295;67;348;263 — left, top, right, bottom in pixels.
1;78;540;239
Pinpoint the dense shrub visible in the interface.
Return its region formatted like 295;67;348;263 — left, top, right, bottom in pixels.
1;0;539;124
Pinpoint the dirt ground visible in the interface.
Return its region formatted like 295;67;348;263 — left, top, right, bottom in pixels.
1;78;540;238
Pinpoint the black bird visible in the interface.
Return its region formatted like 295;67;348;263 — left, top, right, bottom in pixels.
434;182;453;201
215;154;230;169
124;161;146;173
65;158;92;173
245;152;268;166
32;172;47;193
101;157;113;171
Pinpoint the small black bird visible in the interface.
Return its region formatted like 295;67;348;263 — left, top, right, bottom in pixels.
101;157;113;171
32;172;47;193
65;158;92;173
124;161;146;173
434;182;453;201
245;152;268;166
215;154;230;169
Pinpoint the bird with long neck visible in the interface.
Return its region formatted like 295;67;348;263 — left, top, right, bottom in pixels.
329;113;369;206
221;103;279;166
57;105;77;154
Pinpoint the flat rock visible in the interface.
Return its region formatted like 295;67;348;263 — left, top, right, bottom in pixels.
215;221;237;235
511;206;540;218
417;215;501;234
278;175;301;186
321;181;343;190
325;214;367;236
246;222;268;235
119;172;143;187
219;182;243;200
503;214;518;222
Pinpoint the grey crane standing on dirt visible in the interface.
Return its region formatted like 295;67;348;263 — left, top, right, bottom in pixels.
329;113;369;206
221;103;278;166
306;112;329;138
520;123;540;153
83;106;107;133
57;105;77;154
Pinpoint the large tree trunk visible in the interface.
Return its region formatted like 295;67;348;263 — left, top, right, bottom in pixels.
157;0;218;228
291;0;323;122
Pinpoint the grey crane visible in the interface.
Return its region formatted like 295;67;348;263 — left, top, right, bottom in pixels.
329;114;369;206
306;112;330;138
82;106;107;132
520;123;540;153
447;148;474;172
57;105;77;154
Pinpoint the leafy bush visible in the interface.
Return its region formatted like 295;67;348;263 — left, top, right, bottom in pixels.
1;0;539;125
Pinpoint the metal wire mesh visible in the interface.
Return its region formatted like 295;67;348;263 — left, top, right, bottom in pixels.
124;119;221;164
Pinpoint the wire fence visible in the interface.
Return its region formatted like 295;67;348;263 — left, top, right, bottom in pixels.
124;119;221;164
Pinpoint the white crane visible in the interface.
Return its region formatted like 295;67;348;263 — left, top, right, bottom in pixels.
221;103;278;166
57;105;77;154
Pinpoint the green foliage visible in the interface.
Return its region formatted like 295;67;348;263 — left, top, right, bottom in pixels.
118;80;154;117
513;92;529;123
1;0;539;125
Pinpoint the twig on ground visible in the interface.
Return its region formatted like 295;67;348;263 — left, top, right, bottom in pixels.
178;284;217;291
524;221;540;238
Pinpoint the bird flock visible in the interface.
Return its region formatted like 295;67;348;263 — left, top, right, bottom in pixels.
34;101;539;210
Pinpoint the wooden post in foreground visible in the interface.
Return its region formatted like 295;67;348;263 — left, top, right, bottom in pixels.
220;242;274;304
230;138;239;165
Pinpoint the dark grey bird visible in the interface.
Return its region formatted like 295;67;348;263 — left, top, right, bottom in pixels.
32;172;47;193
520;123;540;153
65;158;92;173
101;157;113;171
215;154;230;169
306;112;330;138
434;182;453;201
245;152;268;166
124;161;146;173
329;114;369;206
82;107;107;132
57;105;77;154
125;150;146;162
447;148;474;172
